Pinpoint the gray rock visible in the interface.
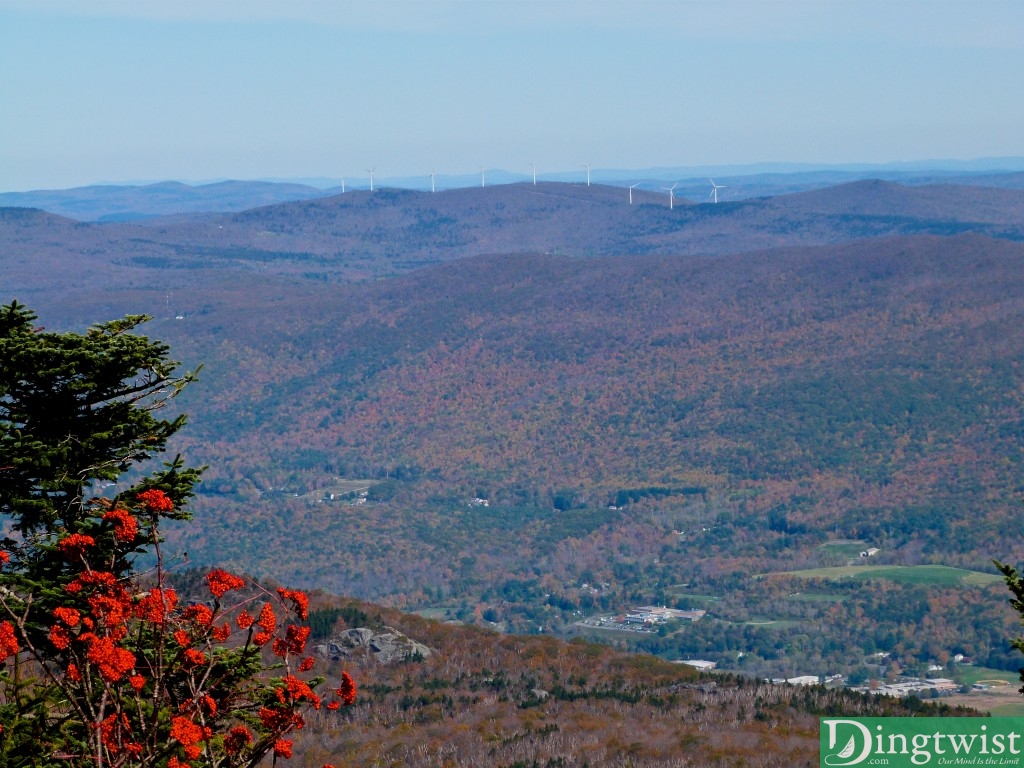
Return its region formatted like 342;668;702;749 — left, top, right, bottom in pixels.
314;626;431;664
339;628;376;647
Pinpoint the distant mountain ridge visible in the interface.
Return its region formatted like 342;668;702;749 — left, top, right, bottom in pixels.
0;179;340;222
3;161;1023;221
3;179;1023;306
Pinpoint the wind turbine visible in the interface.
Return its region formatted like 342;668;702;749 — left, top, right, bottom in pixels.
709;178;726;203
480;167;486;188
661;182;678;210
341;178;345;193
430;171;436;193
628;183;640;205
366;167;376;192
530;163;537;185
584;163;591;186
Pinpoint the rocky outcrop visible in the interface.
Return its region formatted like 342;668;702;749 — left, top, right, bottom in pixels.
314;626;431;664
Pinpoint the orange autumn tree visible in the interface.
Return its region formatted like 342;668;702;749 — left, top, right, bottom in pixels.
0;301;355;767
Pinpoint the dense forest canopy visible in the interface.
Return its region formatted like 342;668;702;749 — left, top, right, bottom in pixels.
4;179;1024;681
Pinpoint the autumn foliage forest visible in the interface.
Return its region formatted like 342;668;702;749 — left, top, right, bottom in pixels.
206;586;981;768
4;176;1024;694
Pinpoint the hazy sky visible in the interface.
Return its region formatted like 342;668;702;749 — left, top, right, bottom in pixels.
2;0;1021;192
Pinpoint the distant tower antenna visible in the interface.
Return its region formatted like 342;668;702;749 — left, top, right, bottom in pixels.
480;167;486;188
531;163;537;185
709;178;725;203
661;182;678;210
367;167;376;192
628;183;640;205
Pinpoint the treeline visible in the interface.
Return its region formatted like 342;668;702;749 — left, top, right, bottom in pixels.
168;236;1024;580
285;594;977;768
18;225;1024;690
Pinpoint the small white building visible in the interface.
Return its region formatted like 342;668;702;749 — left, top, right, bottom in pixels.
679;659;717;671
787;676;821;686
623;606;706;625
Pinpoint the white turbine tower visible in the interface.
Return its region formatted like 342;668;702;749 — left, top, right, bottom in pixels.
661;182;678;210
583;163;592;186
709;178;726;203
430;171;436;193
628;183;640;204
341;178;345;193
480;167;486;188
366;167;376;192
530;163;537;185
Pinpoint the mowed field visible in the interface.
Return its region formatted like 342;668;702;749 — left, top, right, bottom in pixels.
919;667;1024;716
773;564;1003;587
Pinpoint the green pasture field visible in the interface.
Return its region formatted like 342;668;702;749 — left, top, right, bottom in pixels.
816;540;868;560
951;671;1024;717
715;617;803;629
742;618;803;628
666;591;721;603
953;665;1019;687
783;592;846;603
773;564;1001;587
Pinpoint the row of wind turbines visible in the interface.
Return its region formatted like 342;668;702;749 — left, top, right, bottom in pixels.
339;166;727;206
659;179;726;209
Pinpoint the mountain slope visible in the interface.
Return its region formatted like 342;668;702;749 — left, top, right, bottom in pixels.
282;595;975;768
5;182;1024;680
0;180;337;221
104;233;1024;611
170;232;1024;491
3;180;1023;292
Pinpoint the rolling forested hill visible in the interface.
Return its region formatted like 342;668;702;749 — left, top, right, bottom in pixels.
3;179;1024;680
4;179;1024;293
161;233;1024;533
0;179;338;221
246;590;976;768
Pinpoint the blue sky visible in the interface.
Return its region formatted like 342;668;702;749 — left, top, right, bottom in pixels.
1;0;1021;192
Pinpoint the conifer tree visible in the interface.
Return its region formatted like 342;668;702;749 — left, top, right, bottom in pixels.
0;301;354;767
997;555;1024;693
